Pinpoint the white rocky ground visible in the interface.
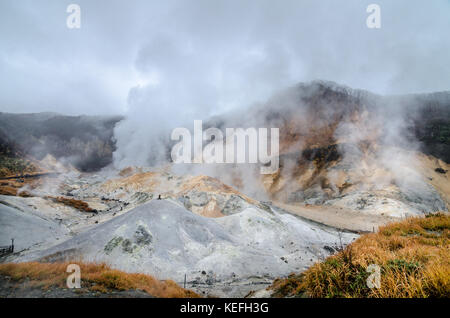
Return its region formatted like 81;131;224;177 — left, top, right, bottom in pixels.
1;154;447;297
0;200;70;256
3;196;356;297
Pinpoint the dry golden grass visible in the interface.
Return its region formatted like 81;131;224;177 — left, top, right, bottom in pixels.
0;262;200;298
0;184;32;197
0;185;20;196
270;213;450;298
46;196;95;213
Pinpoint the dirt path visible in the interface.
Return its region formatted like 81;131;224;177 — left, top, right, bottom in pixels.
272;202;399;233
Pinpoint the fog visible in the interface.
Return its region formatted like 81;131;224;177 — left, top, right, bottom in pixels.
1;0;449;169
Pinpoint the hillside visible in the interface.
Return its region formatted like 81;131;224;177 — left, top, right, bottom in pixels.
268;213;449;298
8;199;356;297
0;112;123;172
0;81;449;298
193;81;450;217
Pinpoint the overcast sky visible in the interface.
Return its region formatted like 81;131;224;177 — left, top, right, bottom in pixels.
0;0;449;116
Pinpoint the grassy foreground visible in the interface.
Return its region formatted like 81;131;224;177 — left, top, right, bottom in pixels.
0;262;199;298
270;213;450;298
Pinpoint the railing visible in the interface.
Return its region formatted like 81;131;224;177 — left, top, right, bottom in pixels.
0;239;14;257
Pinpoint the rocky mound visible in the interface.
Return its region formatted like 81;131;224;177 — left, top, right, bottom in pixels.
15;200;357;297
76;170;261;218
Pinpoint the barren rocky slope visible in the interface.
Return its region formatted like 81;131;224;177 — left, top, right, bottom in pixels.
197;81;450;217
1;81;449;298
13;200;356;297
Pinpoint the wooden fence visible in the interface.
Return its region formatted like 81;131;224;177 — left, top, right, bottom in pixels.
0;239;14;257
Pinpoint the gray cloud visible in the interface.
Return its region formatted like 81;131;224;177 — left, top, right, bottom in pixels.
1;0;449;167
1;0;449;116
